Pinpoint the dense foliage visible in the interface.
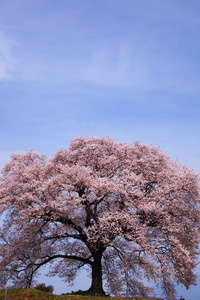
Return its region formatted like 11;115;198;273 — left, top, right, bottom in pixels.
35;283;54;293
0;136;199;299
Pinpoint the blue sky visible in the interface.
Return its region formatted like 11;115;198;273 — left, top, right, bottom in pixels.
0;0;200;297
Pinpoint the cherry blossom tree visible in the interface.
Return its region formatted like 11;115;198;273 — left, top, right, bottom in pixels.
0;136;199;299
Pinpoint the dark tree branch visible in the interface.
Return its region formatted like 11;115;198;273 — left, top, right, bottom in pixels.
33;254;93;272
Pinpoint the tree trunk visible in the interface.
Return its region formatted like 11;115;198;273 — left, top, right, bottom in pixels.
87;251;105;296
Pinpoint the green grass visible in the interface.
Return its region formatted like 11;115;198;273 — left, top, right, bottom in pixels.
0;289;163;300
0;289;56;300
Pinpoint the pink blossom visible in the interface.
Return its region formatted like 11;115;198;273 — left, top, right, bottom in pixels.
0;136;199;299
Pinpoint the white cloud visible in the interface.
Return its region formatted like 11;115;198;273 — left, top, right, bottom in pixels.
74;43;149;89
0;32;17;81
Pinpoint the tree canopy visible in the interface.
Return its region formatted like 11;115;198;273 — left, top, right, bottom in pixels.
0;136;199;299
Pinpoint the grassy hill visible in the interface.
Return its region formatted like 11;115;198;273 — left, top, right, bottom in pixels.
0;289;163;300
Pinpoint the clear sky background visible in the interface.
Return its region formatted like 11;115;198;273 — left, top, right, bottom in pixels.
0;0;200;298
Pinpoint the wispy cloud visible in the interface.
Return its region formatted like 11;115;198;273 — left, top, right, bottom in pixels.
82;43;149;88
0;33;17;81
1;0;199;94
11;33;200;94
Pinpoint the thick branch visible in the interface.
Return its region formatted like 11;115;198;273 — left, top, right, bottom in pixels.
33;254;93;272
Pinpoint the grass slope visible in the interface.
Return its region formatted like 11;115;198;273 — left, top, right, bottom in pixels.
0;289;163;300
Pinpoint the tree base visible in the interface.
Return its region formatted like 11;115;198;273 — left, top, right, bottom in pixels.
69;287;108;297
85;286;108;296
